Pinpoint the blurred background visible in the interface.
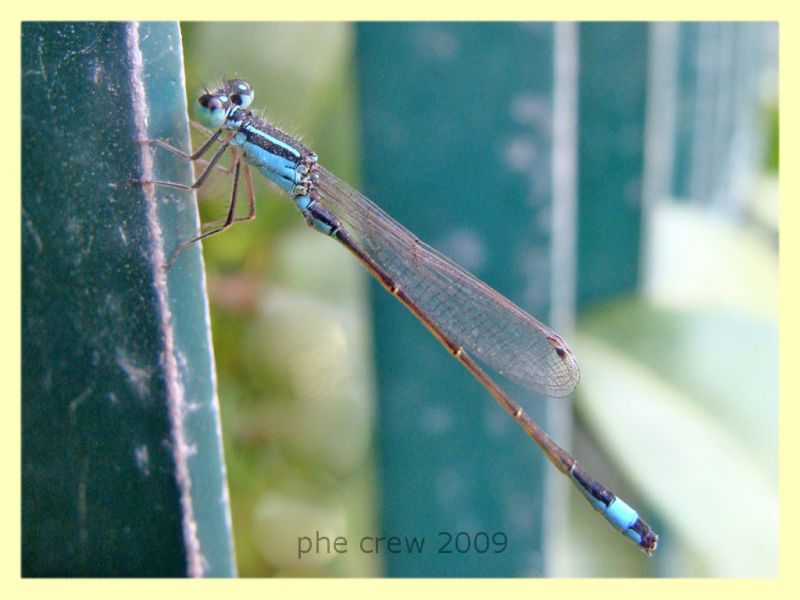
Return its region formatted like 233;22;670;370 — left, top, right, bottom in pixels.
180;22;778;577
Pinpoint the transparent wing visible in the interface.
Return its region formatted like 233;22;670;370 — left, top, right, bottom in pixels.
314;166;580;397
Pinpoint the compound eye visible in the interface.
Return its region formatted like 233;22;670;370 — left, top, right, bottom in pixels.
199;94;225;112
195;93;228;128
227;79;254;108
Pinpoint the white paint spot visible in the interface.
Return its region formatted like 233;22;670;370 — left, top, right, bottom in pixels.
134;444;150;476
504;135;538;172
69;386;93;416
510;93;551;130
425;29;459;61
116;349;153;399
92;61;103;85
184;400;201;415
22;207;44;253
436;227;487;273
420;404;453;435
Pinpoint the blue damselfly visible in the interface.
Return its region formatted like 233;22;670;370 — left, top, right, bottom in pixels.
135;79;658;555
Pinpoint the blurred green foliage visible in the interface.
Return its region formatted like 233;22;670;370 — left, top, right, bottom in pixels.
567;202;777;576
766;103;779;173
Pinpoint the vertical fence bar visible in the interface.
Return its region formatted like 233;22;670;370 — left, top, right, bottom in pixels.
356;22;574;577
21;22;235;577
576;22;650;309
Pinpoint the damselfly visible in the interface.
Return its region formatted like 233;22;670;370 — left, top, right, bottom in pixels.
135;79;658;555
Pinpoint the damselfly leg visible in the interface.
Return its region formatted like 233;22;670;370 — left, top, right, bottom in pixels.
134;127;257;266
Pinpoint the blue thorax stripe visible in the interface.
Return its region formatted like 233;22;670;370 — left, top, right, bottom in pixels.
228;105;302;159
245;125;301;158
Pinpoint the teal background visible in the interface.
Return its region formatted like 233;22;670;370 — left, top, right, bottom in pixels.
577;22;648;309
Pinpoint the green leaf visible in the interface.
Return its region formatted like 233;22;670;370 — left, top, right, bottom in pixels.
571;204;777;576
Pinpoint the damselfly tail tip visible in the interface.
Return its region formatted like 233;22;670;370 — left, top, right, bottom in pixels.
642;536;658;556
633;518;658;556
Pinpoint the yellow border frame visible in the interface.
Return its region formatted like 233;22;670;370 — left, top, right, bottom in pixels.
6;3;795;595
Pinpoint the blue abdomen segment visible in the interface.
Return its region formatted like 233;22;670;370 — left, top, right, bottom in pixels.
234;133;302;194
295;195;341;237
603;497;641;542
569;463;656;551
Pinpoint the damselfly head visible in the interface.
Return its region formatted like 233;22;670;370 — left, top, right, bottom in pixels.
194;79;254;129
